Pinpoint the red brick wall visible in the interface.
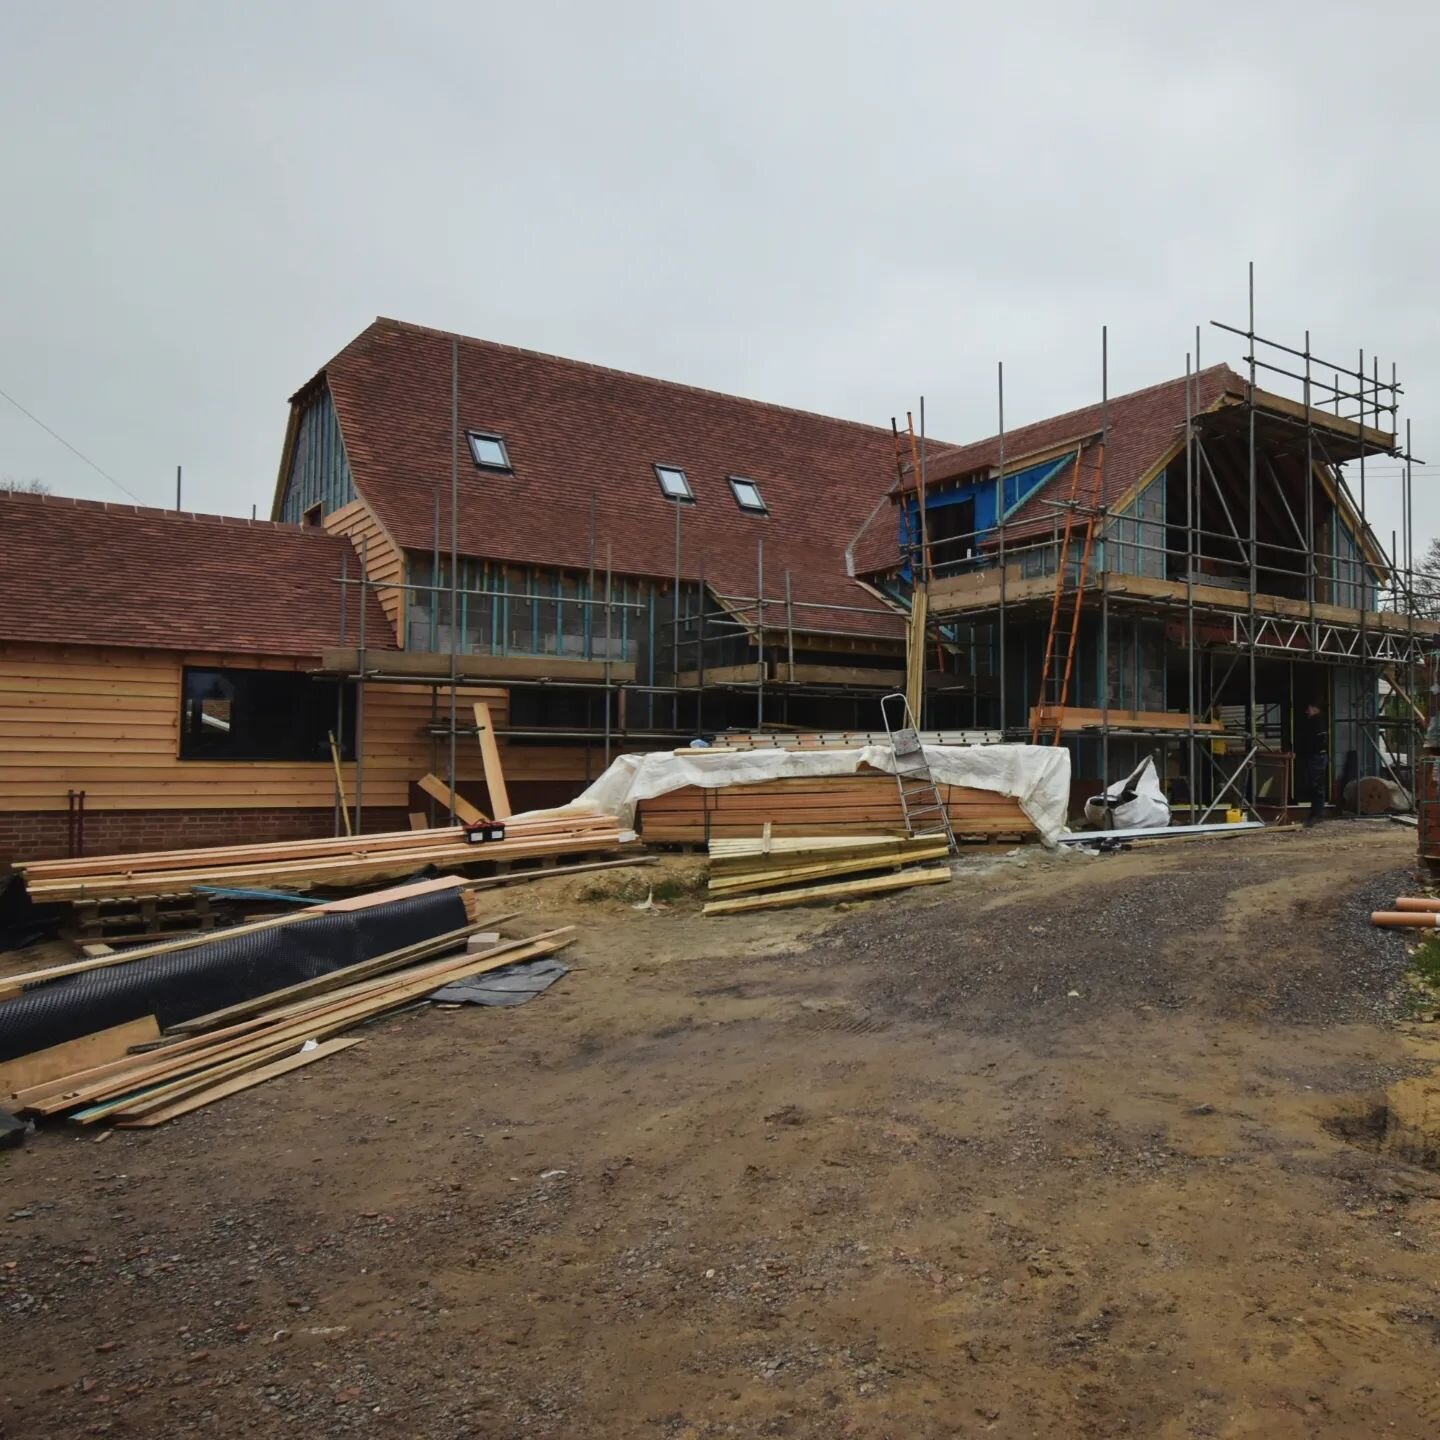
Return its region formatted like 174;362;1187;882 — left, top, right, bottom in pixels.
0;807;412;865
0;780;585;865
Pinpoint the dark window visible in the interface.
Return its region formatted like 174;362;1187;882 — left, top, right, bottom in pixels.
654;464;694;501
180;668;354;762
728;476;767;513
928;496;977;574
467;431;512;471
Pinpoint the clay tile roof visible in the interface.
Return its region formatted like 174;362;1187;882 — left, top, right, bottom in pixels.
0;491;394;656
313;318;940;640
850;364;1245;575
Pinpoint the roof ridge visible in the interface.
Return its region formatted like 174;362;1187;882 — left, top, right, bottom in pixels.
0;489;321;535
359;316;914;441
927;362;1240;463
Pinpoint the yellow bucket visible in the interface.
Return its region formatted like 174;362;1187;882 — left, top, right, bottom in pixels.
1225;807;1243;825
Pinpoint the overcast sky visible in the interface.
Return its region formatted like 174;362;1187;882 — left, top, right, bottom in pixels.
3;1;1437;555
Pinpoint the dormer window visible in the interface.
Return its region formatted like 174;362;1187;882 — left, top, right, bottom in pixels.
654;464;694;502
728;476;767;513
468;431;512;471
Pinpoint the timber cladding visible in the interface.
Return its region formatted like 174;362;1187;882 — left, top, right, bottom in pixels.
323;498;405;643
0;640;606;818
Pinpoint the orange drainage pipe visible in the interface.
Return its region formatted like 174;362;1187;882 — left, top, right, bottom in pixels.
1371;910;1440;927
1394;897;1440;912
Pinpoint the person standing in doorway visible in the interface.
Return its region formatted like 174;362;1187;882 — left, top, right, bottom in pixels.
1297;702;1329;826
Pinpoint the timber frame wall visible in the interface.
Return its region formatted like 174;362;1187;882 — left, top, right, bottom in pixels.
0;640;609;860
304;495;923;832
900;290;1431;819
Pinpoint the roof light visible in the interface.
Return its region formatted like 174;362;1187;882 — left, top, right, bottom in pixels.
468;431;511;471
654;464;694;502
728;476;767;513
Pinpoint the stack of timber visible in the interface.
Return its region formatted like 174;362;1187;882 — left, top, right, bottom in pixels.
637;773;1035;845
697;729;1000;751
2;921;575;1127
16;805;627;906
704;834;952;915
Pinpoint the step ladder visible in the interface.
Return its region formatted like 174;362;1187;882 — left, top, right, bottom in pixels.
1031;438;1107;745
881;693;957;852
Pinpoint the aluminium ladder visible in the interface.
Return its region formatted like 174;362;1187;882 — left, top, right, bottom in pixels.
880;693;957;852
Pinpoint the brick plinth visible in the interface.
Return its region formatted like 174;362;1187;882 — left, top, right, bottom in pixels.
0;807;412;865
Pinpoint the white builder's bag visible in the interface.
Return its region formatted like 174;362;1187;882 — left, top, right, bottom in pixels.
1083;756;1170;830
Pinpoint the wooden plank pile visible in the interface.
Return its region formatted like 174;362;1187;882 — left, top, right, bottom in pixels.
2;910;574;1128
696;729;1001;751
637;773;1034;845
16;806;626;905
0;876;483;998
704;833;951;915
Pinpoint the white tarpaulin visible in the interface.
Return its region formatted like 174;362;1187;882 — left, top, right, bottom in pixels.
521;743;1072;847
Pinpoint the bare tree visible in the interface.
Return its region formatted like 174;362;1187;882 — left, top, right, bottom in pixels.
0;477;50;495
1409;536;1440;620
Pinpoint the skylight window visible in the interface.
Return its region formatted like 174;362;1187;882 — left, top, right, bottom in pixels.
654;464;694;502
728;476;767;513
467;431;511;471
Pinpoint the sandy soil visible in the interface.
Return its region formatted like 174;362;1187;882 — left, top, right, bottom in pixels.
4;824;1440;1438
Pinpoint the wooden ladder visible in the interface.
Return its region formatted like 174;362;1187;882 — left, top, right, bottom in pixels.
1031;440;1106;745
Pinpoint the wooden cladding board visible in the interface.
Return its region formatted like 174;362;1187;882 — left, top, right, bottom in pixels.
324;498;406;643
636;774;1035;843
0;641;617;813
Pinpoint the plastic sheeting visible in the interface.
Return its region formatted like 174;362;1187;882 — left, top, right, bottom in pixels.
0;888;469;1064
529;743;1072;846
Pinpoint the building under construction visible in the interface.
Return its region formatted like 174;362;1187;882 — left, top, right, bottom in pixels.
2;292;1429;860
279;300;1429;827
851;303;1431;819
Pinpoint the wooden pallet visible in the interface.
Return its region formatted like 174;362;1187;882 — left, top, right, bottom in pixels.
71;892;216;943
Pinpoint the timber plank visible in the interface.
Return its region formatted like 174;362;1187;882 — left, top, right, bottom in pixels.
115;1037;366;1128
707;845;951;894
417;773;487;825
0;1016;160;1096
703;866;952;914
473;702;512;818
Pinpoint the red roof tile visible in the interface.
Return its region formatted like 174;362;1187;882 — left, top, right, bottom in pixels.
0;492;394;656
850;364;1244;574
313;319;928;640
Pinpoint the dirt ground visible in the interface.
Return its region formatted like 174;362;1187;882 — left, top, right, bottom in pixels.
4;823;1440;1438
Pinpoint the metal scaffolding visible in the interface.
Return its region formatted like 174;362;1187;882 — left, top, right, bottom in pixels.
901;265;1426;821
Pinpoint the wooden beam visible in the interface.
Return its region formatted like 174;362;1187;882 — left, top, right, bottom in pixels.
320;648;636;684
416;772;487;825
702;866;951;915
0;1016;160;1096
472;702;511;819
707;844;951;895
116;1037;366;1128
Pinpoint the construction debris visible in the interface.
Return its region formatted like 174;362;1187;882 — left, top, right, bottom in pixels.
0;882;482;1060
5;924;575;1127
